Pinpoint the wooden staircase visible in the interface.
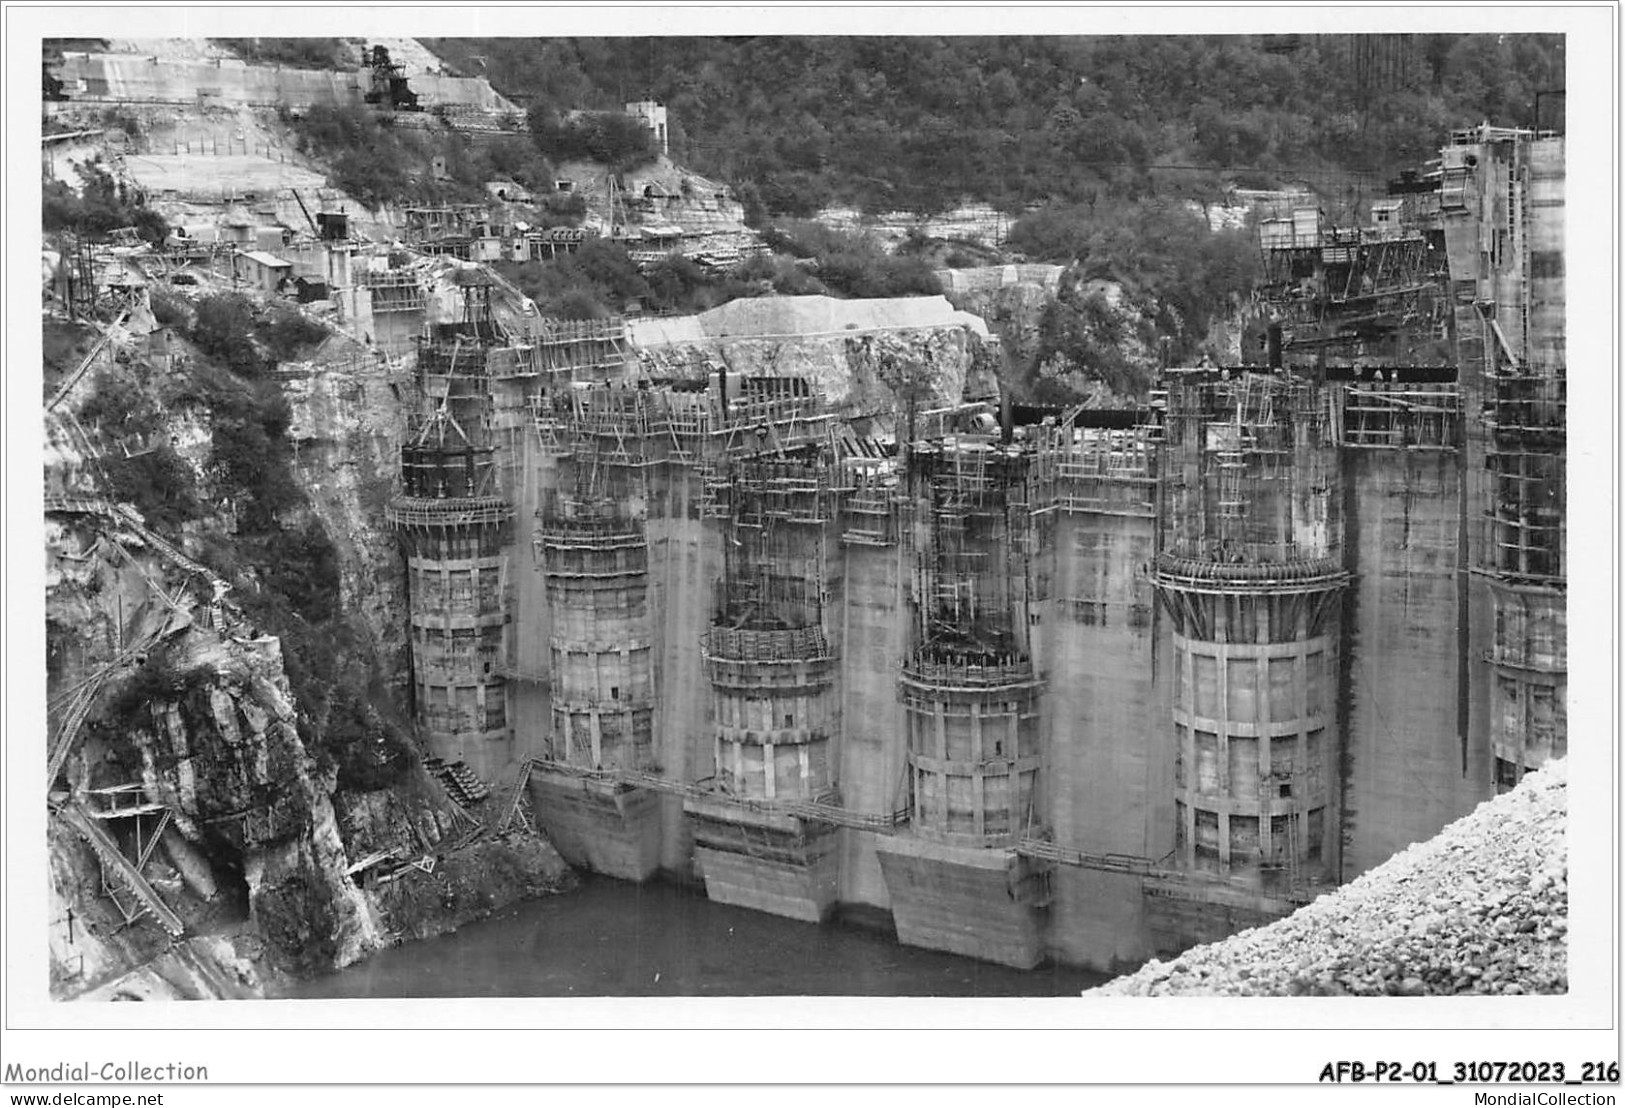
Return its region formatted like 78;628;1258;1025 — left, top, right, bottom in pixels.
59;802;185;936
424;757;493;806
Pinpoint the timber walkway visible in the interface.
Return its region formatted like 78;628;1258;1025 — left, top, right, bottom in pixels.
45;495;237;630
46;623;170;790
58;801;186;936
46;309;130;413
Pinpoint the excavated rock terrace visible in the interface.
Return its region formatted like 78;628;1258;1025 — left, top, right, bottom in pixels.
1093;759;1568;996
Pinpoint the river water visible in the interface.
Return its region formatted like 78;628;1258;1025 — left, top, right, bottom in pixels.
282;874;1111;998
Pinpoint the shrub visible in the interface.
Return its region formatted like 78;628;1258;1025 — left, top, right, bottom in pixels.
79;369;162;438
187;295;329;373
261;307;330;362
1036;293;1146;398
104;446;202;532
321;689;413;792
43;322;102;397
771;221;942;299
212;38;351;70
195;357;298;532
241;603;412;795
209;405;298;530
283;104;451;209
189;294;263;375
42;163;168;244
260;521;341;623
103;650;213;730
733;181;768;229
816;250;941;299
79;367;202;530
1010;199;1260;368
573;238;650;302
558;288;607;320
149;290;191;330
641;255;711;313
498;238;651;319
756;170;833;219
527;105;658;170
536;192;587;225
98;108;143;138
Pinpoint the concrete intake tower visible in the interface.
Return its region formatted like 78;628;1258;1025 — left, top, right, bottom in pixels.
377;125;1564;972
1149;373;1346;937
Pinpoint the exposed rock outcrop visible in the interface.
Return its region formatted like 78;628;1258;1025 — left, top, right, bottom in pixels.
630;294;1001;410
116;627;382;975
46;495;577;999
281;344;411;691
814;205;1011;253
48;817;261;1001
937;265;1064;386
368;834;575;944
43;309;574;1000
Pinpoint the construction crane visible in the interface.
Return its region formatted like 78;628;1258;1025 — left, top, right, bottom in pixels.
289;188;319;236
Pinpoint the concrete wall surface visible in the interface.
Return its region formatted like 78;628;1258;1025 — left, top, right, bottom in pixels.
57;53;514;112
1342;449;1487;877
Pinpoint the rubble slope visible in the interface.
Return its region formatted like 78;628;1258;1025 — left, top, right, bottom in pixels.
1092;759;1568;996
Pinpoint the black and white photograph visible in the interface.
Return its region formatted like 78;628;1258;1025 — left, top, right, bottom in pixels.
4;2;1617;1097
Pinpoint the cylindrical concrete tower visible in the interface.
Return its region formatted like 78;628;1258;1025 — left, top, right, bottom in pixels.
687;455;844;922
876;439;1050;969
538;495;655;771
899;443;1041;845
703;624;837;801
387;420;514;772
702;458;837;801
1152;372;1347;894
899;648;1042;845
527;397;664;883
388;295;521;777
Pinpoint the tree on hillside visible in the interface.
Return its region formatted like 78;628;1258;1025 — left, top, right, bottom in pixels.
429;33;1563;220
527;103;658;171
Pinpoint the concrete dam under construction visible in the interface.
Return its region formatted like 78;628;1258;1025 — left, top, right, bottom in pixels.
384;124;1565;971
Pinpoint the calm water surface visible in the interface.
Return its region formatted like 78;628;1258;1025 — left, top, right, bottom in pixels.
282;874;1110;998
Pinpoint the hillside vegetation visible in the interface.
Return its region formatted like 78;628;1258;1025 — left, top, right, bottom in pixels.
54;35;1559;401
66;296;414;793
426;34;1564;216
416;33;1560;399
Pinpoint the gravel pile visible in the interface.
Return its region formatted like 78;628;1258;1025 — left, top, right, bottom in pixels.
1092;759;1567;996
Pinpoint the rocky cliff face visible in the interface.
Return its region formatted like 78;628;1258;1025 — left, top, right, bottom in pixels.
631;295;1003;412
645;325;1000;414
837;326;1002;409
281;344;411;692
937;265;1064;391
941;263;1256;407
815;205;1011;253
44;320;574;1002
143;628;383;973
46;517;380;993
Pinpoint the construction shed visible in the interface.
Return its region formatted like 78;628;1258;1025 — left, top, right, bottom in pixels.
234;249;293;294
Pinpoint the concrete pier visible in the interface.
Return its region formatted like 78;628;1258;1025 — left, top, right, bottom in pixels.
685;798;841;922
527;770;663;882
875;837;1048;968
